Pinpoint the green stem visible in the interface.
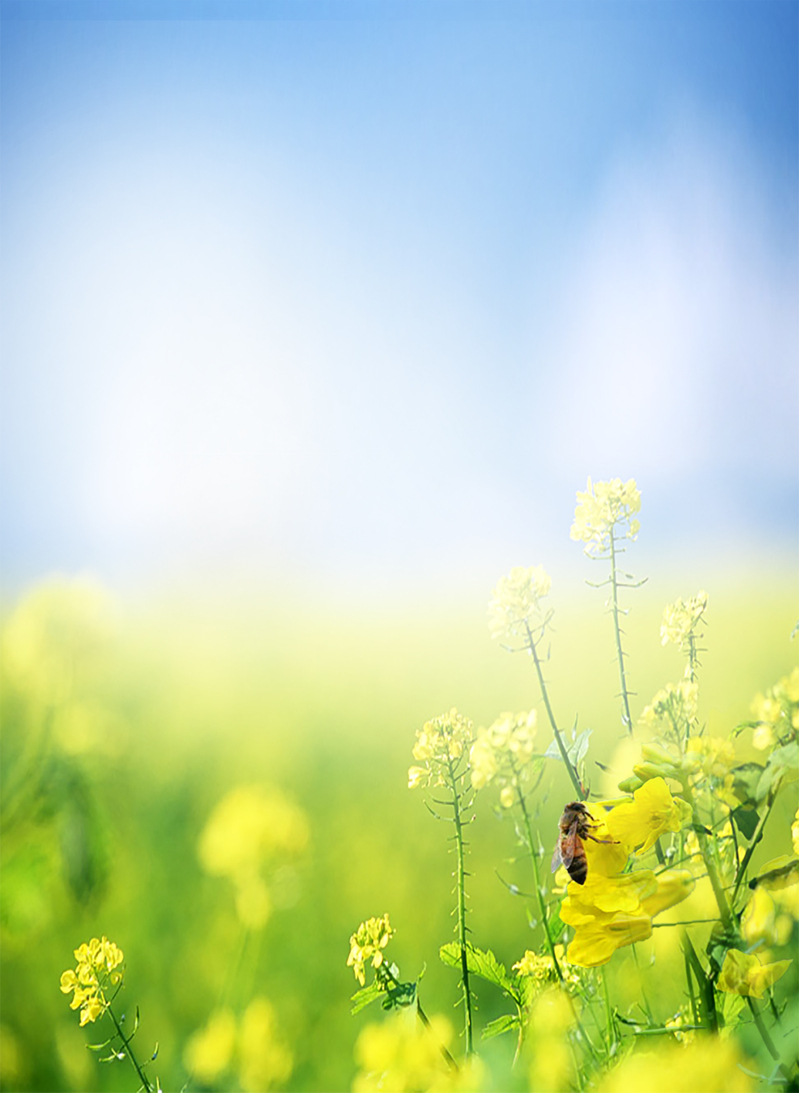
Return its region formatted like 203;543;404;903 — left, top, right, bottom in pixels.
525;623;585;800
747;998;793;1084
106;1003;153;1093
447;757;474;1055
682;933;717;1033
382;965;459;1072
680;777;734;933
731;792;778;908
609;533;634;735
512;768;563;982
601;968;617;1052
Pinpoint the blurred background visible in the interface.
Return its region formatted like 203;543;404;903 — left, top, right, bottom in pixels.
1;2;797;1090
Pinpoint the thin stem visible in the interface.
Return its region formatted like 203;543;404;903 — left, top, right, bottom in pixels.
601;968;617;1052
731;792;778;908
106;1003;153;1093
446;756;474;1055
747;999;793;1084
609;533;634;735
680;777;734;933
511;767;563;982
381;964;459;1072
525;623;585;800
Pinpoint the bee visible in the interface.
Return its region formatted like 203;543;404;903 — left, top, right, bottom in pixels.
551;801;614;885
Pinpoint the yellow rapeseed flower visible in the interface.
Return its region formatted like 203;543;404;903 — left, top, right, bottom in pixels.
487;565;552;644
469;711;536;795
751;666;799;749
717;948;791;999
183;1010;237;1084
238;997;293;1093
570;477;641;557
599;1036;754;1093
660;591;708;651
605;777;692;853
60;936;124;1027
409;709;473;791
741;886;793;948
353;1010;483;1093
347;914;395;987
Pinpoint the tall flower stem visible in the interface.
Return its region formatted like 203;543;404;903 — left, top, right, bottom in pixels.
446;757;474;1055
106;1003;153;1093
609;533;634;735
525;623;585;800
679;777;734;933
511;767;563;982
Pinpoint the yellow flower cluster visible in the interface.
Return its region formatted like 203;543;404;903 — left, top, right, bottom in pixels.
183;997;293;1092
559;780;694;967
526;989;576;1093
598;1036;754;1093
569;477;641;557
352;1011;484;1093
513;944;579;989
59;936;124;1027
469;711;536;804
408;709;473;791
741;885;797;949
717;948;791;999
638;679;698;741
660;590;708;651
487;565;552;644
198;784;309;928
347;914;395;987
750;666;799;750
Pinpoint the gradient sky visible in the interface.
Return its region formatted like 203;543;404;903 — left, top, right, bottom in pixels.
1;1;797;597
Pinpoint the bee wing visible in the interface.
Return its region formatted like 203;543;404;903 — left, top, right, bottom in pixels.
550;843;563;873
559;830;577;870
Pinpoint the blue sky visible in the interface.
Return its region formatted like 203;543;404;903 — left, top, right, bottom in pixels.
1;1;797;597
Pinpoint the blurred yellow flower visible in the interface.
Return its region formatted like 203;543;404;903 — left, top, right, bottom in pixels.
60;936;124;1027
487;565;552;643
660;591;708;651
238;997;293;1093
353;1010;483;1093
469;710;536;796
527;988;575;1092
599;1036;753;1093
717;948;791;998
409;709;473;790
198;784;308;928
605;778;692;853
570;477;641;557
183;1009;237;1084
751;666;799;748
639;680;698;739
347;914;395;987
742;886;793;948
793;808;799;856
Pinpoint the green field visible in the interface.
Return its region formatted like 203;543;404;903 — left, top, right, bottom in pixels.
1;567;797;1092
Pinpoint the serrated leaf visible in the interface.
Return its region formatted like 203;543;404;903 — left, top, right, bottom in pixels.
439;942;515;993
482;1014;519;1040
350;981;384;1015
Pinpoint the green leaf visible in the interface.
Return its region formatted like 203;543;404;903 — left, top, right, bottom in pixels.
482;1014;520;1041
382;980;417;1010
350;981;384;1015
730;805;760;840
755;741;799;802
730;762;765;805
439;942;515;994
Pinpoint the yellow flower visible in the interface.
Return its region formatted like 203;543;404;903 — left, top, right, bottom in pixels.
717;948;791;998
570;477;641;557
238;997;293;1093
560;869;694;968
741;886;793;948
751;667;799;747
184;1010;237;1084
410;709;473;790
513;945;579;989
347;914;395;987
639;680;698;738
660;591;708;650
527;989;576;1092
60;936;124;1027
599;1036;754;1093
793;808;799;856
605;778;692;853
488;565;552;643
469;711;537;795
353;1011;483;1093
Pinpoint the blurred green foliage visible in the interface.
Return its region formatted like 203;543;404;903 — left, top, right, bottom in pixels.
0;571;797;1091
